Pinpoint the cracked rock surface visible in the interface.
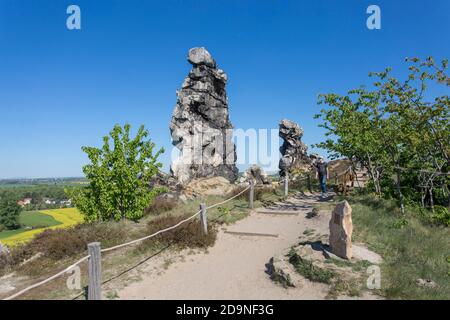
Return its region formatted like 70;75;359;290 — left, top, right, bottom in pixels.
170;47;238;185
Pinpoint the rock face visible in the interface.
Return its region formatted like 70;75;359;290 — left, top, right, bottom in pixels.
329;201;353;259
183;176;235;199
278;119;310;177
170;47;238;185
239;165;271;185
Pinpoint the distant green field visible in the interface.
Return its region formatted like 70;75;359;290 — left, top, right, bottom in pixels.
18;211;62;228
0;228;26;240
0;211;62;240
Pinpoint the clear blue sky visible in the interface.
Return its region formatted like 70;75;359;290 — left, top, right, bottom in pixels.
0;0;449;178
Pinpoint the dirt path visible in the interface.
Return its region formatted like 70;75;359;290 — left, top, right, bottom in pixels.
115;192;376;300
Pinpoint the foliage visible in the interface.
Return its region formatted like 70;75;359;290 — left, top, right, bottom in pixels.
142;214;217;250
0;185;72;211
0;195;22;230
144;196;177;216
288;248;335;284
314;57;450;213
68;124;164;222
0;221;129;277
431;205;450;227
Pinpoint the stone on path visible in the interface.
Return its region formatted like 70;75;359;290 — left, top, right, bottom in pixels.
329;200;353;259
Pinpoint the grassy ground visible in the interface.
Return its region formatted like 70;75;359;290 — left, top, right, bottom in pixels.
18;211;61;228
318;194;450;300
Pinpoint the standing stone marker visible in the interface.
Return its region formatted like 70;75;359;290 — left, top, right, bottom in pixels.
329;200;353;259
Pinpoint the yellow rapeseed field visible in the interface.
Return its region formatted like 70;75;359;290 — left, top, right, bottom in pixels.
1;208;84;247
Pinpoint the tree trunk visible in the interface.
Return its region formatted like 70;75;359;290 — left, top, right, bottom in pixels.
429;187;435;213
366;154;380;195
421;188;426;208
395;167;405;214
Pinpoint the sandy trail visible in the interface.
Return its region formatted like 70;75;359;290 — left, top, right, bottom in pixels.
116;193;371;300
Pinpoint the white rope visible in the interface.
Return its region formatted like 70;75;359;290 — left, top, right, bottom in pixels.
3;185;252;300
100;210;201;253
206;184;251;210
4;255;89;300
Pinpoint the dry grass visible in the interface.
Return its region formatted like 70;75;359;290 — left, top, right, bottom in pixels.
144;196;178;216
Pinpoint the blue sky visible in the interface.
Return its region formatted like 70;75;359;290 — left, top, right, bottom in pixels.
0;0;449;178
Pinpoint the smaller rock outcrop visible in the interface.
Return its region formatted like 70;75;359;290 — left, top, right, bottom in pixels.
183;176;235;199
278;119;311;177
239;165;272;185
329;201;353;259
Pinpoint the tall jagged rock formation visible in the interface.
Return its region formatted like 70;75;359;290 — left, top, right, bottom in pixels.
170;47;238;185
278;119;311;177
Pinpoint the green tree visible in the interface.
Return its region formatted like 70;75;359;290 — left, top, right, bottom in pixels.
68;124;165;222
0;196;22;230
315;57;449;213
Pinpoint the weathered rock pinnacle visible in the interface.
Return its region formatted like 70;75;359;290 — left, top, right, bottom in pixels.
170;47;238;185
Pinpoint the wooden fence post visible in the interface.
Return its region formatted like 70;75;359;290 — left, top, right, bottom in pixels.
88;242;102;300
199;203;208;234
249;179;254;209
284;172;289;197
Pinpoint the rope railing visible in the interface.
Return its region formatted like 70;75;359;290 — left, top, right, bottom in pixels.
2;182;252;301
4;255;90;301
206;184;251;210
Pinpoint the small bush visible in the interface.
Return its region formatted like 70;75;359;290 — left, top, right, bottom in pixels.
0;252;12;273
392;217;408;229
0;221;129;276
432;206;450;227
144;196;178;216
228;185;278;202
288;249;335;284
143;214;217;250
28;222;127;260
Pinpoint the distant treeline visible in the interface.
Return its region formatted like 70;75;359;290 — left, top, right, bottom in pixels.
0;177;87;187
0;185;72;210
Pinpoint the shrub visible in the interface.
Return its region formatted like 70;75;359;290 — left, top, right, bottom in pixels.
27;222;127;260
142;214;217;250
144;196;178;216
288;248;335;284
0;197;22;230
227;185;276;201
0;221;129;276
432;206;450;227
70;124;165;222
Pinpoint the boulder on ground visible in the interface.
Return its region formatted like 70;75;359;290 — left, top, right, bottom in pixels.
239;165;271;185
183;176;235;199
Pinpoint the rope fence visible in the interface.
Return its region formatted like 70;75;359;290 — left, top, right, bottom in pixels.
3;183;252;301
